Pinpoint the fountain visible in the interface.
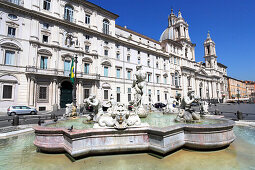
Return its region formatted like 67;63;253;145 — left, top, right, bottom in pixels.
33;66;235;158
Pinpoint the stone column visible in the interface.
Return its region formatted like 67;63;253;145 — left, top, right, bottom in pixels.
27;77;31;106
78;81;83;106
52;79;57;110
29;77;35;106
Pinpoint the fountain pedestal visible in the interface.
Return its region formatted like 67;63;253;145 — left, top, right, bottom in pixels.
34;117;235;158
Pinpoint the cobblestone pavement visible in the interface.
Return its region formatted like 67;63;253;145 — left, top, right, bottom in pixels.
208;103;255;120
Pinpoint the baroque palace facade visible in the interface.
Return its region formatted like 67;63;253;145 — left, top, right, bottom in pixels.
0;0;228;112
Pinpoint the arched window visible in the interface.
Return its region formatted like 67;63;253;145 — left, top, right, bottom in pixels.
103;19;109;34
64;4;74;22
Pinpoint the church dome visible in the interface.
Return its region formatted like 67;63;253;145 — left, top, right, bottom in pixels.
159;26;174;42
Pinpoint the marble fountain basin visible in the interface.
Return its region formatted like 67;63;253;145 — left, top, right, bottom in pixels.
33;113;235;158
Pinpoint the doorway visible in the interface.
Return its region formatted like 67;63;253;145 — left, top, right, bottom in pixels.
60;81;73;108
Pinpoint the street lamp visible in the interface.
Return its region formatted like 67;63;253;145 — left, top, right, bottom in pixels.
73;55;78;107
71;55;78;117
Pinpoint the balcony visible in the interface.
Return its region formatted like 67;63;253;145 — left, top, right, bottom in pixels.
63;15;76;23
26;66;100;80
5;0;23;6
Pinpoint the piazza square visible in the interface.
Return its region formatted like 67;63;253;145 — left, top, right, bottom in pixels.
0;0;254;169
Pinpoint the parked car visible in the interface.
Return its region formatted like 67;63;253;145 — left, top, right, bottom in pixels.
7;106;37;116
154;102;166;109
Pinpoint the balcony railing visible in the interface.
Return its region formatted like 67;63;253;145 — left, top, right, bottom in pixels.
26;66;100;80
5;0;23;6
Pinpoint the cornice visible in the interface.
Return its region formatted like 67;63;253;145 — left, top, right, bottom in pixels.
0;1;173;58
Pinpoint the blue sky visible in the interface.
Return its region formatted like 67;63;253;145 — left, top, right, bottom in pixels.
90;0;255;81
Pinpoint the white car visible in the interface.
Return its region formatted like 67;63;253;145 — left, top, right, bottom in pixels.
7;106;37;116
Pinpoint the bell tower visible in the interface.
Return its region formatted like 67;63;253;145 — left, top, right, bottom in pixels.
204;31;217;69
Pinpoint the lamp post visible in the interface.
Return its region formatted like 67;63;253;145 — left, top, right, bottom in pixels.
73;55;78;108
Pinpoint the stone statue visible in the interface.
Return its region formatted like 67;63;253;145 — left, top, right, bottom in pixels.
200;101;209;115
132;65;148;118
84;95;103;121
94;103;142;129
64;103;73;118
175;91;200;123
163;96;178;114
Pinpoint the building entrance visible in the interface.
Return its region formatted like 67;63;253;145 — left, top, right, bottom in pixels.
60;81;73;108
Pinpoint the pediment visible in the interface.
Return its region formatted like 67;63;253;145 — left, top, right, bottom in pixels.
196;69;208;76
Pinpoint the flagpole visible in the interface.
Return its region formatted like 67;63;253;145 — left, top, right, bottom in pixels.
73;55;78;108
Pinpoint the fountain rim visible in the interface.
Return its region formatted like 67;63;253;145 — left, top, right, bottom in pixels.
34;116;235;137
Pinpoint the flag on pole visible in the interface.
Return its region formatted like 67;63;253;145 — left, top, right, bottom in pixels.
70;58;74;84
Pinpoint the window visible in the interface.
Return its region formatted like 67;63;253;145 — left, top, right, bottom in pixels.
116;53;120;60
85;14;90;24
103;19;109;34
174;57;177;65
2;85;12;99
104;50;108;56
104;90;108;100
128;94;131;102
115;44;120;48
8;14;17;20
64;5;74;22
42;23;49;29
157;90;160;102
42;35;48;43
5;50;15;65
164;76;167;84
85;45;90;52
127;47;130;51
8;0;20;5
104;66;108;77
85;35;90;40
185;48;188;57
138;51;140;55
128;88;132;102
175;72;179;86
127;70;131;80
117;87;120;102
64;60;71;76
40;56;48;69
84;63;89;74
116;68;120;78
147;60;150;67
127;55;130;62
156;62;159;69
8;27;16;37
39;86;47;100
164;64;166;70
84;89;90;99
147;73;151;82
156;75;160;83
165;93;167;100
43;0;51;10
147;54;150;57
138;58;141;64
148;89;151;102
